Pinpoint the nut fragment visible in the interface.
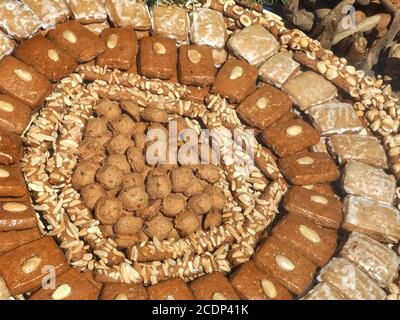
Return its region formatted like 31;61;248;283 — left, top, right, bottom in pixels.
296;156;314;165
0;168;10;178
256;97;267;109
299;224;321;244
153;42;166;55
62;30;77;43
3;202;28;212
51;284;72;300
285;125;303;137
317;61;327;74
326;68;338;80
21;256;42;274
310;195;328;205
107;34;119;49
47;49;60;62
115;293;129;300
239;14;252;27
232;5;244;15
212;292;227;300
0;100;14;112
165;295;175;300
14;69;32;82
188;49;202;64
229;66;244;80
260;279;277;299
275;255;295;271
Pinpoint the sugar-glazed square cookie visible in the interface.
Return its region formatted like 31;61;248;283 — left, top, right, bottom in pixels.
105;0;151;30
303;282;346;300
66;0;107;24
190;8;227;50
151;5;189;42
227;23;279;67
0;30;14;60
21;0;70;29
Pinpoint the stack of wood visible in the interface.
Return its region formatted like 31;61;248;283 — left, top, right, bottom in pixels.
274;0;400;90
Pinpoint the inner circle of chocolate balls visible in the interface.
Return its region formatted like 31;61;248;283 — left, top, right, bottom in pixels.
72;99;227;248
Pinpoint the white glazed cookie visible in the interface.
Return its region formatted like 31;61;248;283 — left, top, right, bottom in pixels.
227;23;279;66
21;0;70;29
0;30;15;60
0;0;41;41
66;0;107;24
152;5;190;42
303;282;345;300
83;21;110;36
105;0;151;30
190;8;227;49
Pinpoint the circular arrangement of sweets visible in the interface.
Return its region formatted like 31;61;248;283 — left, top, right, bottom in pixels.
0;0;398;300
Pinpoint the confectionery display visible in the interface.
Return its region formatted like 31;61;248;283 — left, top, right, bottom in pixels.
0;0;399;301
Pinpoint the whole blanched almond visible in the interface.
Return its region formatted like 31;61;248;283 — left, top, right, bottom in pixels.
114;293;128;300
14;69;32;82
261;279;277;299
310;195;328;205
21;256;42;274
51;284;72;300
165;295;176;300
0;100;14;112
256;97;267;109
153;42;166;55
3;202;28;212
47;49;60;62
212;292;227;300
0;168;10;178
299;224;321;244
296;156;314;165
275;255;295;271
229;66;243;80
188;49;202;64
63;30;77;43
107;34;119;49
285;125;303;137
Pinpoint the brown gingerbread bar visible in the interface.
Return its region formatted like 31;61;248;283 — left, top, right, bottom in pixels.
231;261;293;300
30;268;100;300
190;272;240;300
14;34;78;83
301;184;336;197
259;52;300;88
236;84;292;130
20;0;70;29
318;258;386;300
67;0;107;24
138;36;177;80
272;213;338;267
148;277;195;300
47;21;106;63
0;56;52;109
0;95;32;135
227;23;279;66
342;161;396;205
0;228;42;254
254;236;317;295
283;186;342;229
262;119;320;157
302;282;346;300
341;232;399;287
211;58;258;103
0;164;28;198
100;282;148;300
280;152;340;185
105;0;151;30
0;236;68;295
0;30;15;60
282;71;337;111
97;28;138;71
178;44;215;87
151;5;189;42
343;195;400;243
0;200;37;232
186;86;210;104
0;130;23;165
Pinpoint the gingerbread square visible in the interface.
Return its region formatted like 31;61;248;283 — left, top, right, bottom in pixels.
0;129;23;165
15;34;78;83
0;30;15;60
280;152;340;185
237;84;292;130
318;258;385;300
190;8;227;49
343;195;400;243
259;52;300;88
272;214;338;267
100;283;148;300
0;200;37;232
211;58;258;103
151;5;189;42
231;261;293;300
0;95;32;135
21;0;70;29
138;36;177;80
0;164;27;198
254;236;317;295
190;272;239;300
178;44;215;87
97;28;138;71
302;282;346;300
282;71;338;111
301;183;336;197
227;23;279;66
47;21;106;63
30;268;100;300
342;160;396;205
328;134;387;168
0;236;68;295
67;0;107;24
261;119;320;157
283;186;342;229
0;228;42;254
148;277;194;300
105;0;151;30
306;102;364;136
341;232;399;287
0;56;52;109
